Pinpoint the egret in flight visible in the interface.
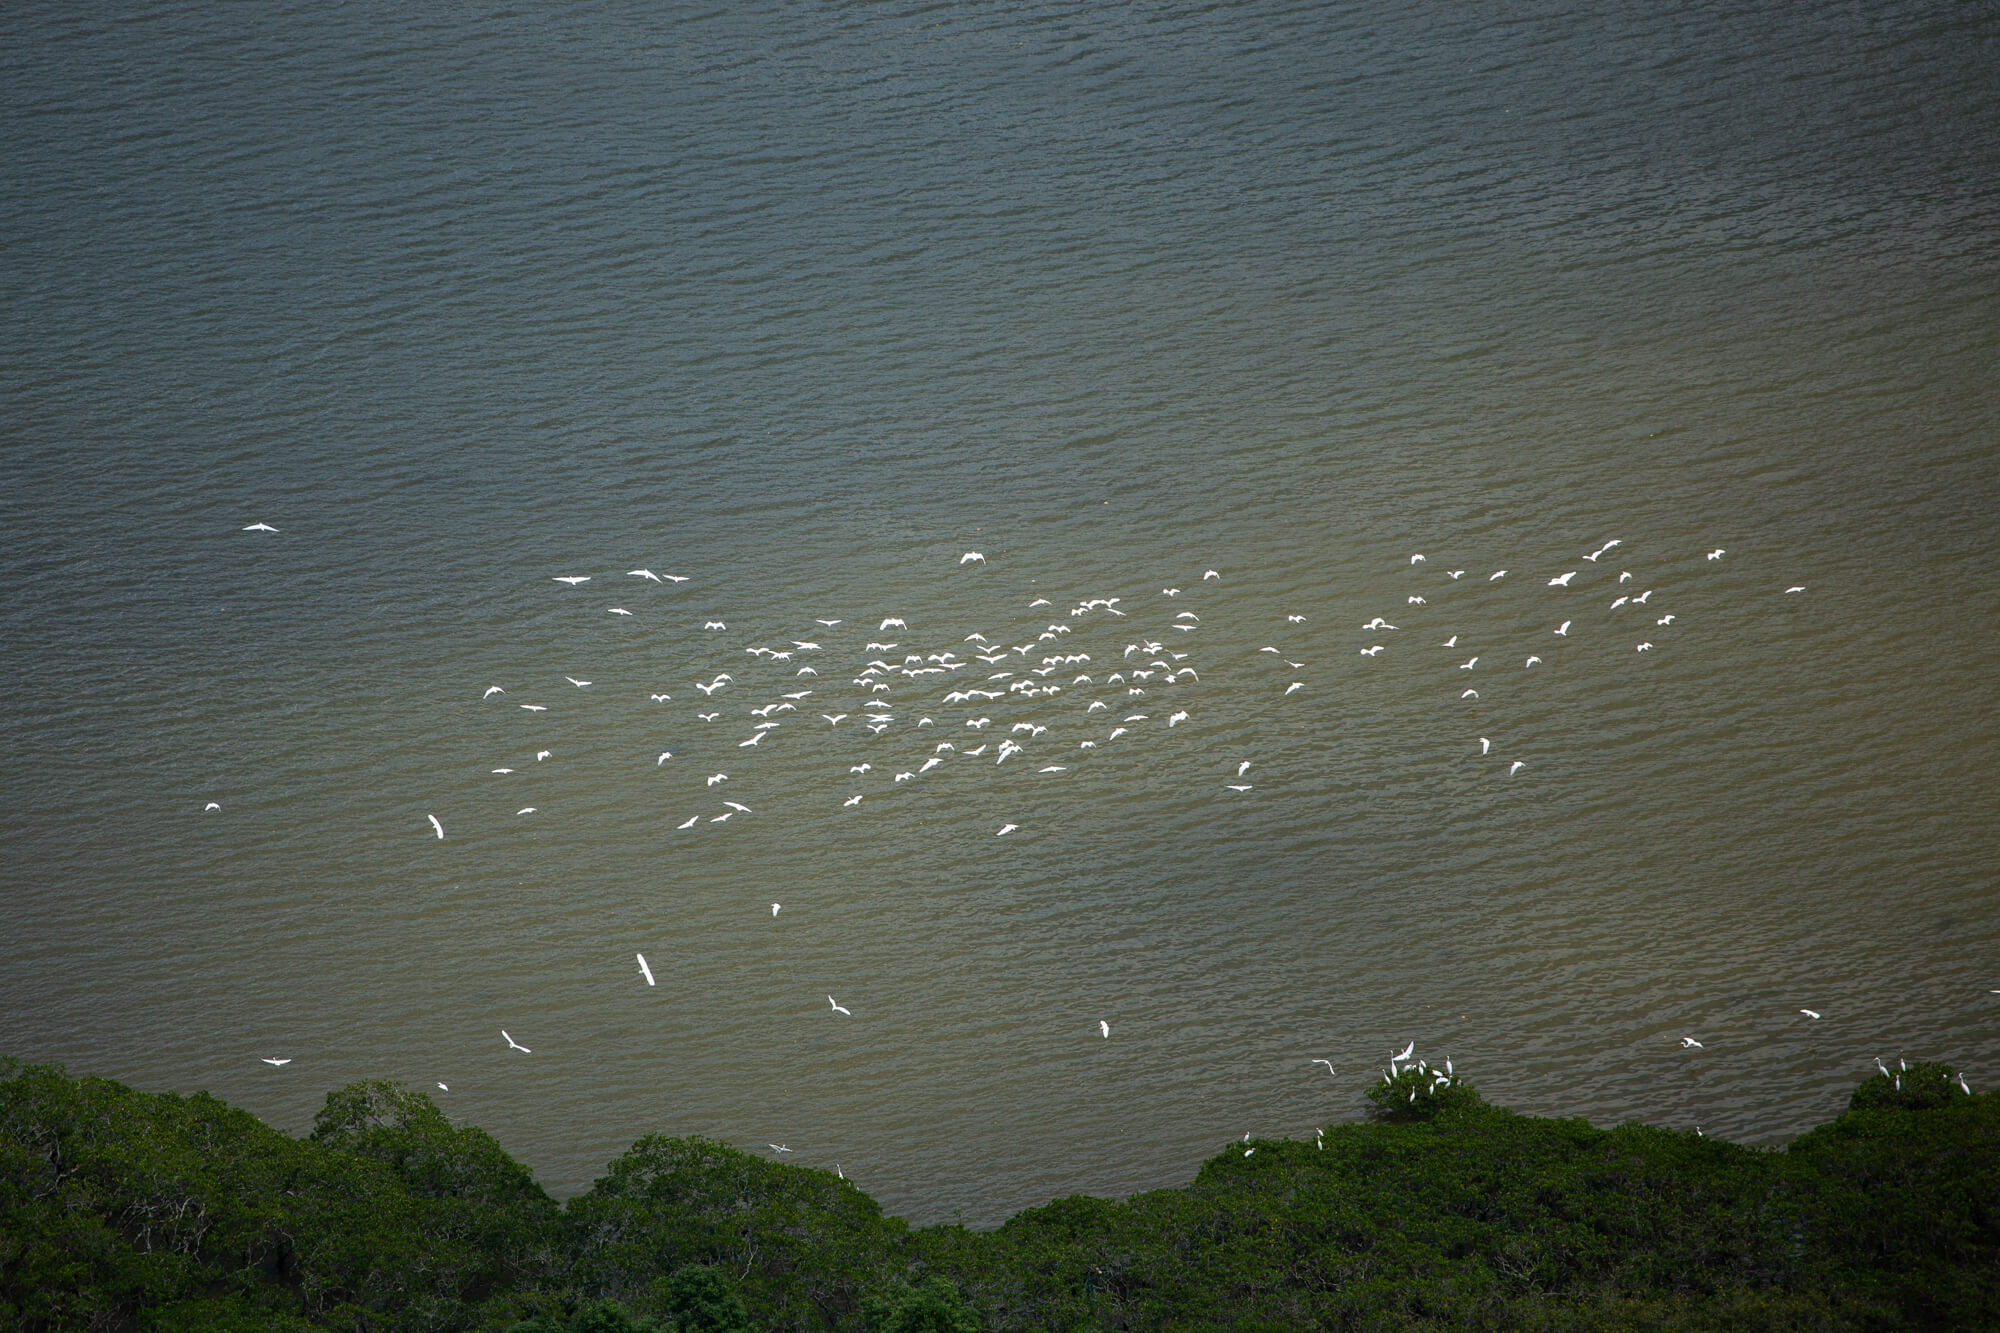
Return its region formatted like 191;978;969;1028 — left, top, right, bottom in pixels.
828;996;851;1015
503;1031;531;1053
637;954;655;986
243;522;279;532
262;1057;290;1066
427;814;444;840
1100;1020;1111;1038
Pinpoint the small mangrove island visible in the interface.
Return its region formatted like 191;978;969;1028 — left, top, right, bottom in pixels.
2;1057;1994;1331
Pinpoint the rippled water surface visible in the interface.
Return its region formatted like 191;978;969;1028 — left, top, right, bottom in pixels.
4;0;1998;1224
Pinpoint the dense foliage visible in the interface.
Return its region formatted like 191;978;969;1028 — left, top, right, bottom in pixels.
3;1055;1994;1331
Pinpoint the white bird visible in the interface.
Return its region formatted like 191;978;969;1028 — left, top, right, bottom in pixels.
1163;588;1181;597
516;807;535;815
1549;572;1576;586
771;903;781;917
1224;784;1252;791
1524;655;1541;668
243;522;279;532
1610;595;1629;609
1633;590;1652;604
1657;614;1675;625
629;569;661;582
519;703;546;712
843;795;862;807
960;552;986;564
697;712;718;722
1785;586;1805;594
1204;570;1220;579
663;574;689;583
1363;618;1395;631
608;607;632;616
710;813;731;823
1237;760;1252;776
1461;689;1478;699
1448;570;1464;579
554;576;589;585
1442;635;1458;647
484;685;505;698
638;954;655;986
828;996;850;1015
1411;553;1426;564
503;1030;531;1053
1508;760;1524;775
677;815;698;829
1707;549;1725;560
768;1143;793;1153
1801;1009;1820;1019
1479;737;1490;754
492;768;512;774
1312;1059;1335;1075
657;752;672;765
997;823;1018;836
1681;1037;1703;1049
822;714;846;726
880;617;906;630
536;750;551;761
1393;1041;1415;1062
1168;711;1189;726
1408;595;1427;605
707;774;727;786
1030;598;1052;607
1619;571;1633;583
437;1083;448;1091
650;693;672;702
1287;614;1305;623
566;677;591;688
1460;656;1478;670
817;618;840;626
262;1057;290;1066
1636;642;1653;652
704;621;726;630
427;814;443;840
205;802;221;811
1554;621;1570;636
738;734;763;747
1100;1020;1110;1038
1489;570;1507;581
723;801;751;813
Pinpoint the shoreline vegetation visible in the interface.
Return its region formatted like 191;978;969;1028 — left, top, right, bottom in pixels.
3;1057;1994;1331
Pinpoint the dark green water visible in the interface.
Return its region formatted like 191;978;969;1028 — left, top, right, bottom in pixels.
3;0;1996;1224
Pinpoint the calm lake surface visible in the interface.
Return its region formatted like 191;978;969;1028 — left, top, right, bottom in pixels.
3;0;1997;1225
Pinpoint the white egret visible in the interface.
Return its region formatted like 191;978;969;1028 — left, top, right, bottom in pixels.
638;954;655;986
262;1057;290;1066
503;1031;531;1053
427;814;444;840
828;996;851;1015
243;522;279;532
554;576;589;585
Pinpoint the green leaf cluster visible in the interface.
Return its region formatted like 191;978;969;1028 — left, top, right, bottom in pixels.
5;1054;1997;1331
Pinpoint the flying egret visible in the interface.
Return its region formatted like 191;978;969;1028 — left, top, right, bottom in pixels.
677;815;699;829
205;802;221;811
1508;760;1524;775
828;996;850;1015
1549;572;1575;586
536;750;550;761
1554;621;1570;636
1312;1059;1335;1075
960;551;986;564
997;823;1018;836
1611;595;1629;609
516;807;535;815
707;774;727;786
650;692;672;702
1100;1020;1111;1038
1636;642;1653;652
1393;1041;1415;1062
638;954;655;986
657;752;672;765
1801;1009;1820;1019
1237;760;1252;776
723;801;751;813
1224;784;1251;791
519;704;546;712
607;608;632;616
503;1031;531;1053
1204;570;1219;579
1785;586;1805;594
1489;570;1507;581
427;814;444;840
771;903;781;917
1707;549;1724;560
1479;738;1490;754
243;522;279;532
1460;656;1478;669
484;685;505;698
262;1057;290;1066
1461;689;1478;699
629;569;661;582
554;576;589;585
1681;1037;1703;1049
1524;656;1541;668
